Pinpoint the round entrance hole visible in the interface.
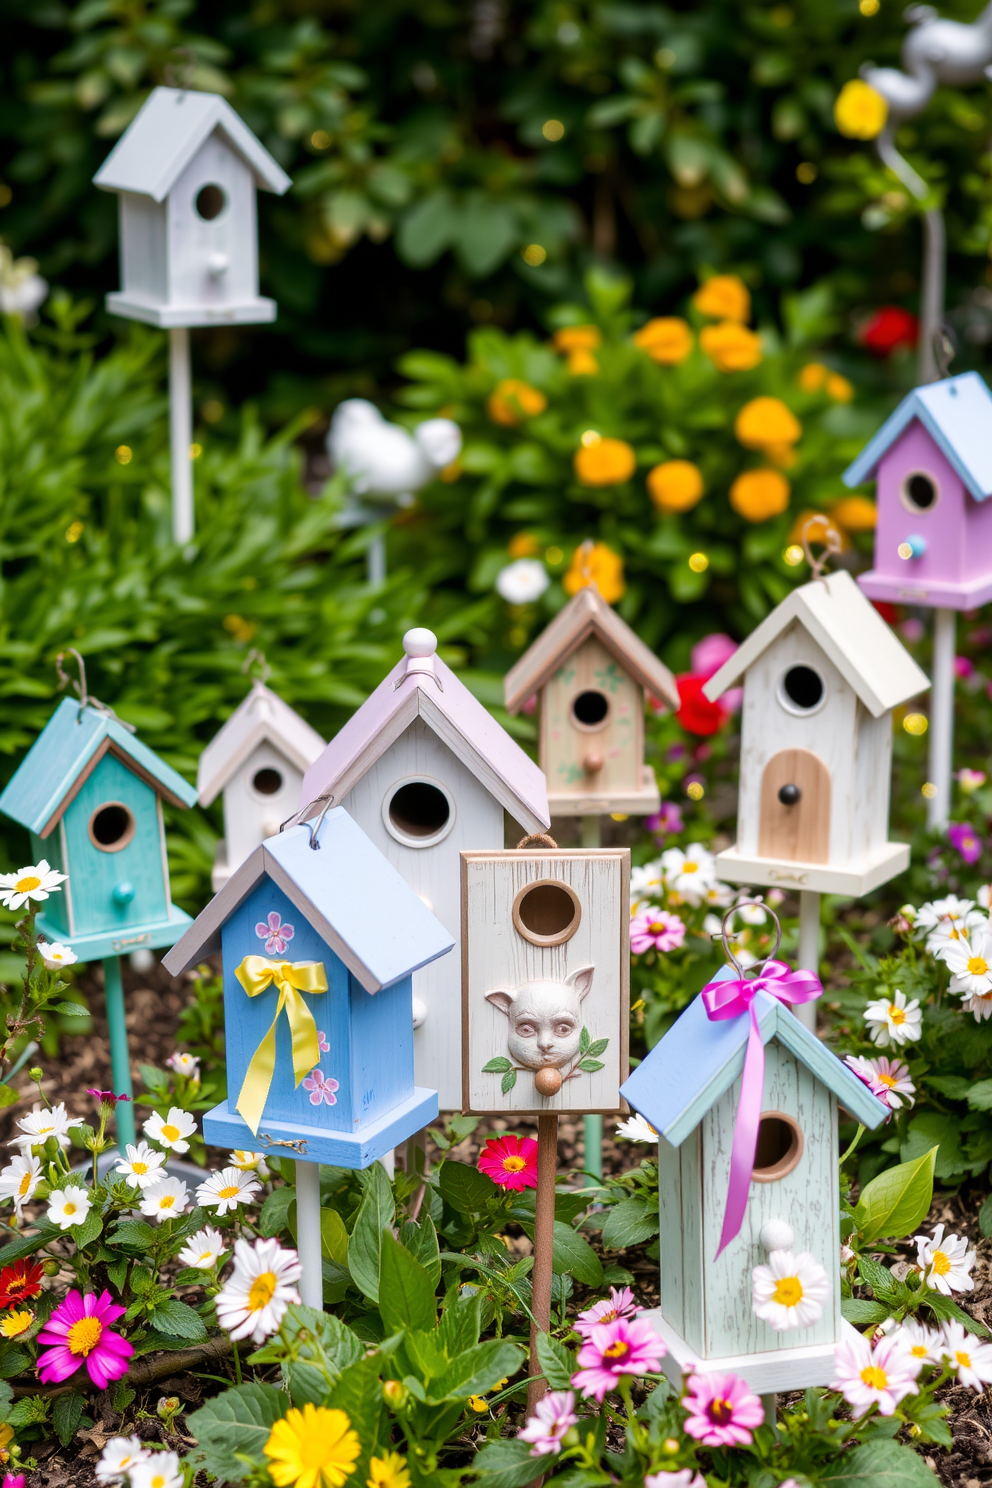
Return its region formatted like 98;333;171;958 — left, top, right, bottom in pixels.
252;767;284;797
902;471;938;513
752;1112;804;1182
88;802;136;853
571;690;609;728
781;664;824;712
512;880;581;946
195;184;227;221
387;780;452;842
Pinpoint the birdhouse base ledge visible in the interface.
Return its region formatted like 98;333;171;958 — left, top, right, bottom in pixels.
202;1087;440;1169
857;568;992;611
37;907;194;966
641;1308;857;1394
105;292;278;329
713;841;909;896
547;766;661;817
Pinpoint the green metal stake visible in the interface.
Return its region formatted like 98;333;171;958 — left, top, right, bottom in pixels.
103;956;136;1150
580;814;605;1185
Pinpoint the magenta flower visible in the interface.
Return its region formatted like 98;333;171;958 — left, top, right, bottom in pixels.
646;802;684;837
682;1372;765;1447
575;1285;639;1337
690;633;737;679
255;911;295;955
37;1289;133;1388
86;1089;130;1109
317;1030;330;1053
3;1475;26;1488
571;1315;667;1402
955;656;975;680
302;1068;339;1106
630;909;686;956
517;1389;578;1455
948;823;983;866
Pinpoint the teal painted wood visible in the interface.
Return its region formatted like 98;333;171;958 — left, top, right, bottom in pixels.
34;909;193;962
61;755;167;934
202;1086;438;1167
103;956;136;1148
29;828;70;937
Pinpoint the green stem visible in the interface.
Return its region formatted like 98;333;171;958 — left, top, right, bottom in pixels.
839;1124;865;1169
232;1340;242;1386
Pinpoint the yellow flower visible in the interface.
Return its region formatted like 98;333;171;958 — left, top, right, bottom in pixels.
699;321;763;372
830;495;877;532
632;317;694;364
835;79;888;140
826;372;854;402
567;348;600;375
563;541;625;604
0;1309;32;1338
367;1453;411;1488
553;325;601;353
729;469;790;522
734;396;802;450
264;1404;361;1488
692;275;751;322
798;362;827;392
508;531;540;558
764;442;797;469
487;379;548;426
647;460;705;514
573;437;636;486
467;1395;489;1413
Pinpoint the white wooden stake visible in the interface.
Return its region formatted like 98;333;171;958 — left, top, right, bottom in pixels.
368;530;386;587
169;326;194;546
295;1159;323;1311
796;890;820;1034
927;607;955;831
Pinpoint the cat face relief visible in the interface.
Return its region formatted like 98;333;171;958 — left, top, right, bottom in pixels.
485;966;594;1070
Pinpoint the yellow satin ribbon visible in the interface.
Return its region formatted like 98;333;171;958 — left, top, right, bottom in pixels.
234;955;328;1136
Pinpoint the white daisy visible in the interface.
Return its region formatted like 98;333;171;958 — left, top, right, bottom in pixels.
495;558;550;604
0;859;67;910
129;1451;184;1488
863;988;922;1047
9;1101;72;1151
752;1248;830;1332
937;928;992;1000
95;1434;151;1483
138;1177;189;1224
735;898;767;926
914;1223;975;1294
630;862;663;911
0;1153;41;1217
115;1141;166;1190
891;1317;943;1367
978;885;992;910
36;940;78;970
702;880;735;909
165;1051;200;1080
869;1055;916;1109
177;1225;228;1271
196;1167;261;1216
831;1329;921;1417
939;1320;992;1391
660;844;716;904
615;1113;658;1143
914;894;976;934
230;1150;270;1178
47;1184;92;1230
215;1236;301;1344
143;1107;197;1155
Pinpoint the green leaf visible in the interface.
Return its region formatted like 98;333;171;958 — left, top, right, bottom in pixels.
150;1299;208;1342
551;1221;603;1285
259;1184;295;1238
901;1115;967;1182
0;1086;18;1110
0;1348;32;1380
840;1298;891;1325
501;1068;517;1094
919;1289;989;1336
397;1212;441;1288
979;1192;992;1239
586;1038;609;1057
600;1195;659;1249
483;1057;512;1073
453;198;518;277
473;1439;548;1488
966;1078;992;1112
432;1338;525;1401
347;1162;395;1304
577;1058;604;1073
378;1233;436;1335
108;1219;157;1249
857;1256;898;1297
52;1391;84;1446
71;1207;103;1249
397;191;455;267
322;1354;388;1481
53;1002;89;1018
438;1159;497;1214
187;1383;288;1482
320;1207;350;1267
579;1027;590;1055
536;1330;574;1389
853;1146;937;1244
819;1437;941;1486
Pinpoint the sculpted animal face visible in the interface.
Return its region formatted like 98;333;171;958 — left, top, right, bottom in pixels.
485;967;593;1070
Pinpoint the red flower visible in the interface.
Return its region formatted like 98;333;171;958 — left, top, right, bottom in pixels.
675;675;728;737
859;307;919;357
478;1134;539;1191
0;1260;44;1310
871;600;897;624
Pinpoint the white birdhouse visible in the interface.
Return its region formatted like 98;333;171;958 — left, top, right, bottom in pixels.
702;570;929;895
198;682;325;891
93;87;291;327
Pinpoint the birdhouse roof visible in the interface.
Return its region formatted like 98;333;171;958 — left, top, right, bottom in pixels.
197;682;325;807
504;585;679;713
93;87;292;203
620;966;887;1146
701;568;929;718
162;810;455;994
299;634;550;833
0;697;197;839
842;372;992;500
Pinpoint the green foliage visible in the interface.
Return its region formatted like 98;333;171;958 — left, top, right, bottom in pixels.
852;1147;937;1246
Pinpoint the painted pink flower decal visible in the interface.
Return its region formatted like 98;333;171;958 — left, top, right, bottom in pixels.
255;911;295;954
317;1030;330;1053
302;1069;339;1106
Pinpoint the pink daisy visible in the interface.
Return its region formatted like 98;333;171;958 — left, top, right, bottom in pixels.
574;1285;639;1336
478;1134;538;1191
301;1069;339;1106
517;1390;578;1455
682;1372;765;1447
37;1289;133;1389
255;911;295;955
571;1315;667;1402
630;909;686;955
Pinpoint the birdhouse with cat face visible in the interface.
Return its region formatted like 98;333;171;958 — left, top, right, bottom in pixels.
504;585;678;817
461;846;629;1115
93;87;291;327
162;809;454;1165
0;697;197;961
198;681;324;891
702;569;929;896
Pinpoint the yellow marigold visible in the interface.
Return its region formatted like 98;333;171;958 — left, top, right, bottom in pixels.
826;372;854;402
563;540;625;603
574;436;636;486
835;80;887;140
830;495;877;532
734;396;802;449
368;1454;412;1488
798;362;827;392
567;348;600;375
487;379;547;426
764;442;797;469
699;321;763;373
729;468;790;523
0;1309;32;1338
633;317;694;364
508;531;539;558
647;460;705;514
554;324;602;353
264;1404;361;1488
788;509;849;550
692;275;751;323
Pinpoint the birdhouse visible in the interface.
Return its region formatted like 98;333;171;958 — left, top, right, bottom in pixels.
197;681;325;891
461;846;629;1115
0;697;197;961
297;629;549;1111
701;569;929;895
93;87;291;327
162;809;454;1165
843;371;992;609
620;968;887;1391
504;585;678;817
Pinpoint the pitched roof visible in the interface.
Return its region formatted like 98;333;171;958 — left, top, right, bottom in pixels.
0;697;197;839
504;586;679;713
162;810;455;994
701;568;929;718
93;87;292;203
198;682;325;807
842;371;992;500
298;632;550;833
620;965;887;1145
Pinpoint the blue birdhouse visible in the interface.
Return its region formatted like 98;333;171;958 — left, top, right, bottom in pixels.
0;697;197;962
162;808;455;1167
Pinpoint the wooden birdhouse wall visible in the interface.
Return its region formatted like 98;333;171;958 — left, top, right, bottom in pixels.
873;425;971;592
118;194;168;307
539;636;642;802
658;1039;840;1359
168;135;258;312
222;743;305;871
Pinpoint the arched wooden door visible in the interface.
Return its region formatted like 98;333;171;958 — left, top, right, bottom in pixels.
758;749;831;863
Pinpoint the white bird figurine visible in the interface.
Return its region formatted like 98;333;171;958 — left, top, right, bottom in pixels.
327;398;462;509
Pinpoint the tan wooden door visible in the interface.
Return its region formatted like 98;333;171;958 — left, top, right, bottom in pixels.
758;748;831;863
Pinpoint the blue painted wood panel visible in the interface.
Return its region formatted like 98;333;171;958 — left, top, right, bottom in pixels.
348;969;414;1126
61;755;167;934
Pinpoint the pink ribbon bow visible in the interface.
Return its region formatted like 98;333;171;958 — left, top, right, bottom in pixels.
701;960;821;1259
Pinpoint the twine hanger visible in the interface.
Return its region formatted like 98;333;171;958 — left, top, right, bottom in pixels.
242;649;272;686
934;325;956;380
800;514;842;583
515;832;559;850
56;649;136;732
715;898;783;978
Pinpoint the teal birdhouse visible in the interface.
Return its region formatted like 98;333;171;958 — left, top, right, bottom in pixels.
0;697;197;962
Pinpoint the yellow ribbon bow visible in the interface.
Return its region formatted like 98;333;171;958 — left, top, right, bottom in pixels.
234;955;329;1136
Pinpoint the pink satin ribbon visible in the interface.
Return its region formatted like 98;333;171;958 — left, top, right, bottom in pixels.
701;961;822;1259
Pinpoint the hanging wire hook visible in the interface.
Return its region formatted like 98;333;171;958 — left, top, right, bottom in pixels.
718;899;783;979
800;514;843;583
242;649;271;685
279;794;336;847
933;324;956;380
163;46;196;92
56;649;137;732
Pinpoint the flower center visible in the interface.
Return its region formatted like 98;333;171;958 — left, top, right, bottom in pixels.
132;1162;148;1175
218;1185;241;1199
683;862;699;874
15;876;41;893
1;1311;31;1337
198;1251;215;1265
502;1156;526;1172
931;1250;951;1275
17;1174;31;1197
38;1124;55;1135
910;1345;928;1358
772;1276;804;1307
877;1073;897;1088
968;956;988;976
248;1271;277;1312
63;1202;76;1216
707;1397;733;1424
602;1340;629;1361
160;1124;180;1142
159;1195;176;1209
648;922;666;934
888;1006;906;1024
67;1315;103;1356
956;1350;972;1368
860;1365;887;1390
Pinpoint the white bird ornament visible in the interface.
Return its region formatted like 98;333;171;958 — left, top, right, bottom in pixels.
327;398;461;508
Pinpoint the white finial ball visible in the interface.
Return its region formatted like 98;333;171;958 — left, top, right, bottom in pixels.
759;1219;795;1253
403;627;437;658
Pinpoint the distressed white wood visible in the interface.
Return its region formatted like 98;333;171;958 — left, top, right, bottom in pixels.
118;194;167;303
714;842;909;896
644;1308;843;1393
657;1134;684;1336
168;135;257;315
216;744;306;890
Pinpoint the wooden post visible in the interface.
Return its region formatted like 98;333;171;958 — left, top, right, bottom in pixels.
367;530;386;587
580;814;604;1183
169;326;194;546
795;890;820;1034
295;1159;323;1310
927;607;955;831
102;957;136;1149
528;1112;558;1413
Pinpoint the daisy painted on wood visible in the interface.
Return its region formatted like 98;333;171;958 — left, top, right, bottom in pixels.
143;1107;197;1155
862;988;922;1047
215;1236;301;1344
196;1166;262;1215
477;1134;538;1191
0;860;66;910
914;1223;975;1294
751;1249;830;1332
36;1289;133;1388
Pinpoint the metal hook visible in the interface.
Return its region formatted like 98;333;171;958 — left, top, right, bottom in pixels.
933;324;956;380
55;649;137;732
163;46;196;92
800;514;843;582
242;649;271;685
718;898;783;979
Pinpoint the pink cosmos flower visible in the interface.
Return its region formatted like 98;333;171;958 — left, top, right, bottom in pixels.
831;1328;920;1416
571;1315;667;1402
955;656;975;680
86;1089;130;1109
646;802;684;837
682;1372;765;1446
317;1030;330;1053
691;633;737;679
645;1473;705;1488
517;1389;578;1455
630;909;686;955
478;1134;538;1191
574;1285;639;1336
301;1069;339;1106
948;823;983;866
3;1475;26;1488
255;911;295;955
37;1289;133;1388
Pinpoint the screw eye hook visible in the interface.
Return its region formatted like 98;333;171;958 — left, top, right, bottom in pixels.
801;514;843;582
718;899;783;979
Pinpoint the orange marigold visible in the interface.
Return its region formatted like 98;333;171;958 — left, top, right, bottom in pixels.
632;317;694;365
574;437;636;486
567;348;600;376
647;460;705;514
798;362;828;392
826;372;854;402
830;496;877;532
729;468;790;522
554;325;602;353
699;321;763;372
563;541;625;604
692;275;751;323
734;396;801;449
487;379;547;426
508;532;540;557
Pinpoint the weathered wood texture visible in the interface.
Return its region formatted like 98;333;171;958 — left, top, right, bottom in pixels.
219;744;306;886
758;748;831;863
540;636;642;801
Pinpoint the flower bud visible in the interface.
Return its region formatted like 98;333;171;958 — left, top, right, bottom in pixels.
382;1379;408;1409
663;1438;680;1455
157;1396;180;1418
28;1069;42;1081
42;1259;61;1276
